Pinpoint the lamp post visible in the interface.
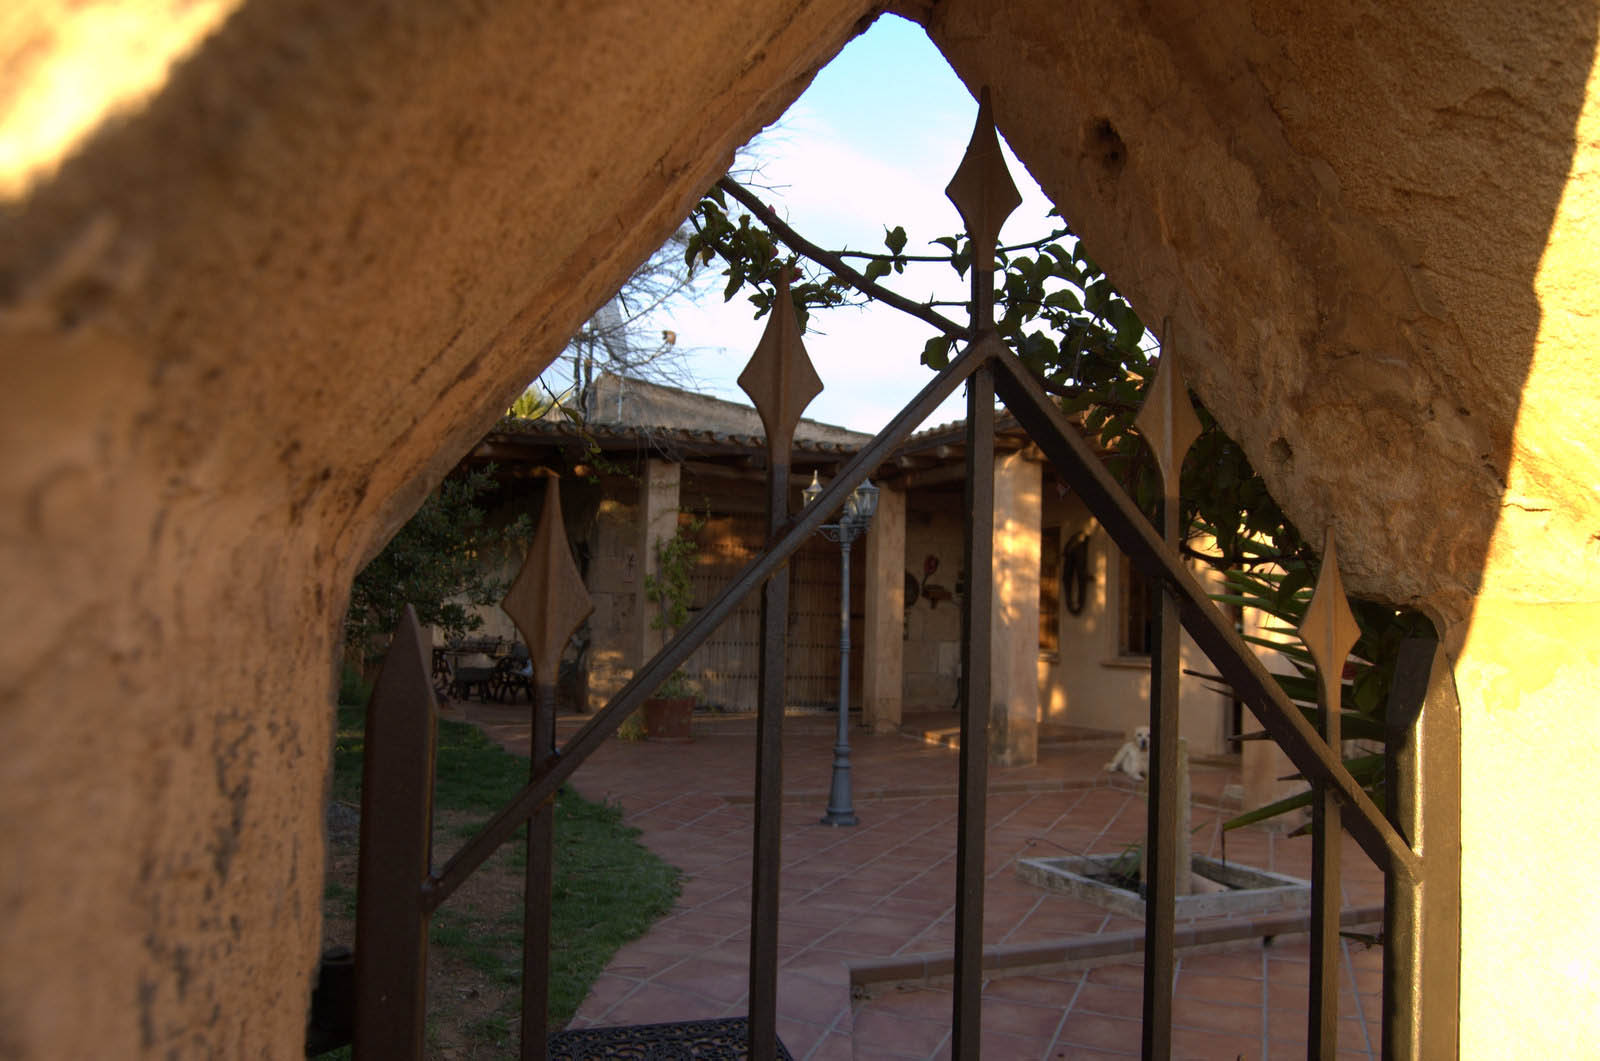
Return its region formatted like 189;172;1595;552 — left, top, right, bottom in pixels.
803;471;879;827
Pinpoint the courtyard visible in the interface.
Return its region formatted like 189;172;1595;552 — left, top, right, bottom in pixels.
455;703;1386;1059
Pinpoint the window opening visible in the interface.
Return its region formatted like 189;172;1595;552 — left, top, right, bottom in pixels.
1119;550;1153;656
1039;525;1061;653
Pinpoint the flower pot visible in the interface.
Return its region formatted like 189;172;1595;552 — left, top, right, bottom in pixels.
642;696;695;742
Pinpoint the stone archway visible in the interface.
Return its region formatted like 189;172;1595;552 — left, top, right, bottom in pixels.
2;2;1597;1056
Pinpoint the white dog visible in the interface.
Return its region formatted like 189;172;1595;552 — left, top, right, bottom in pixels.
1104;725;1151;780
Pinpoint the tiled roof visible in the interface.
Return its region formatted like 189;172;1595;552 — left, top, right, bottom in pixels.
484;415;860;458
483;399;1089;466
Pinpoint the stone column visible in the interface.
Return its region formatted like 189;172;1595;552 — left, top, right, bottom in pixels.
862;481;906;734
990;450;1041;767
637;458;682;662
582;479;639;713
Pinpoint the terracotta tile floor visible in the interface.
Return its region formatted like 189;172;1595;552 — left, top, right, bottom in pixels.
458;703;1386;1059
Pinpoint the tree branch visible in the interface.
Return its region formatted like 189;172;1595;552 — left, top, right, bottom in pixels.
833;229;1071;265
717;177;966;338
1026;374;1140;413
1179;541;1297;570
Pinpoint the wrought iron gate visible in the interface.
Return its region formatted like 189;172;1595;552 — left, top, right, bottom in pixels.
345;88;1459;1060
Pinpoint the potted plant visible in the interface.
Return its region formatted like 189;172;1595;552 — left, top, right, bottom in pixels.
640;514;704;741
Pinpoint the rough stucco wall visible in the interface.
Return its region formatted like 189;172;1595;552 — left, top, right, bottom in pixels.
5;0;1600;1056
902;491;964;709
931;0;1599;625
0;1;879;1054
927;2;1600;1054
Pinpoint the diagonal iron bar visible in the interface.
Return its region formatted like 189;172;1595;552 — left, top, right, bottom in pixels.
423;334;1004;908
988;347;1419;883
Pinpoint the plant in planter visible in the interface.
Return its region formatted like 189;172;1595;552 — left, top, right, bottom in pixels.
639;513;705;741
1203;540;1433;832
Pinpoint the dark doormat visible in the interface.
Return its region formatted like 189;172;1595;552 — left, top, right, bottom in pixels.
548;1016;795;1059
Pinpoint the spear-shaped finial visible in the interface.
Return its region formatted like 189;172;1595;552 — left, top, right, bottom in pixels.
1133;340;1203;523
501;475;594;685
1299;528;1360;720
739;269;823;460
945;86;1021;328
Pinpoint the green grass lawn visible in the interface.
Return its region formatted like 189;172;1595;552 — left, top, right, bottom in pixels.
329;701;680;1034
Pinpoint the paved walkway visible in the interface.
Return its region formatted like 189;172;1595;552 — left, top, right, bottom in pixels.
454;703;1385;1060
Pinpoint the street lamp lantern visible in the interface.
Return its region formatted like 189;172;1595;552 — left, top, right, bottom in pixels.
803;470;824;510
846;478;878;524
804;473;878;826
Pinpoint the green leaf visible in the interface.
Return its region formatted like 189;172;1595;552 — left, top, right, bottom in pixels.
1044;289;1083;312
1083;278;1109;315
1274;565;1315;609
1044;242;1075;267
884;226;908;255
1352;666;1390;716
1114;310;1145;352
1020;332;1054;372
921;335;953;369
1224;789;1314;831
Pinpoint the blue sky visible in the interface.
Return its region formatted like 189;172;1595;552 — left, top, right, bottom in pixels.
637;14;1058;433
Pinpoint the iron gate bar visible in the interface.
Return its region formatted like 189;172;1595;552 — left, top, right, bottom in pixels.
942;86;1018;1061
1132;347;1202;1060
951;362;996;1060
499;475;595;1061
1382;638;1462;1061
422;334;1000;912
986;347;1420;883
1300;531;1361;1058
748;526;787;1061
1141;567;1180;1060
522;683;557;1061
737;269;823;1061
1142;535;1182;1060
352;606;437;1060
